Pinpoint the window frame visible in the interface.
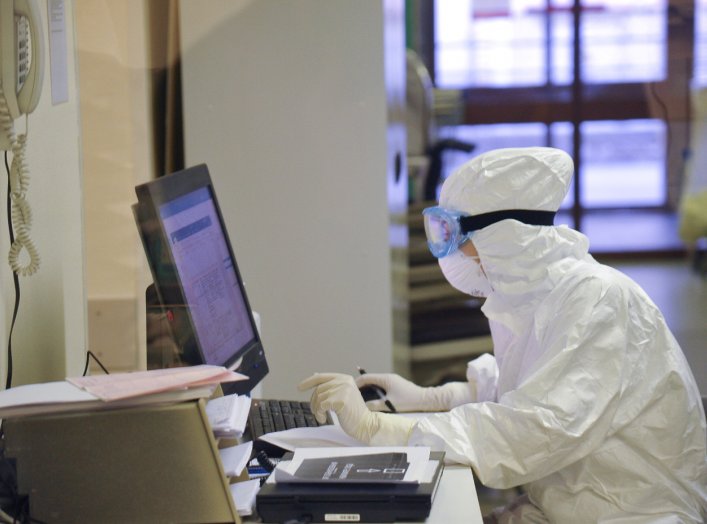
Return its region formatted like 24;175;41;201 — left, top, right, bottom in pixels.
413;0;695;230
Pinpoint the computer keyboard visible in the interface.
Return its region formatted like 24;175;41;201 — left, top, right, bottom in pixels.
248;398;327;440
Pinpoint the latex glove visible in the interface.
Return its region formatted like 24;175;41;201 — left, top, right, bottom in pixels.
354;373;475;412
298;373;414;446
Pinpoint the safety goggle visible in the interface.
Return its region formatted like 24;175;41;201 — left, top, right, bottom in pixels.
422;206;472;258
422;206;558;258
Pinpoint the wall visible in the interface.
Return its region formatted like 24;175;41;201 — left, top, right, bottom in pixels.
179;0;402;399
74;0;156;373
0;0;85;385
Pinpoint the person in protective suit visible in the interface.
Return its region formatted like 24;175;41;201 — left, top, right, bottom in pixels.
300;147;707;523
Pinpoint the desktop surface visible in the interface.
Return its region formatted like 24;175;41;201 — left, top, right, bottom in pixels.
426;466;483;523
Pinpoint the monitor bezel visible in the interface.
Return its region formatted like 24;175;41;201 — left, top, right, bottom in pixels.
133;163;268;395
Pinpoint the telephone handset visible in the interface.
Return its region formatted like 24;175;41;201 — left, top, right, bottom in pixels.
0;0;44;276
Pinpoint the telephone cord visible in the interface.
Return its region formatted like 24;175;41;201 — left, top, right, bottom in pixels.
0;86;39;276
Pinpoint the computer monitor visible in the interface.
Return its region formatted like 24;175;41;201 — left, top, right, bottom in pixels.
132;164;268;395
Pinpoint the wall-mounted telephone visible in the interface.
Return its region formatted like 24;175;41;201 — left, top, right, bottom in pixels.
0;0;44;276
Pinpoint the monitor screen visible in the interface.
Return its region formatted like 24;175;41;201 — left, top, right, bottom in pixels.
133;164;268;395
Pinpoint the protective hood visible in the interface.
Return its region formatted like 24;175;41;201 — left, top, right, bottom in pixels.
475;221;591;335
439;147;588;334
439;146;573;215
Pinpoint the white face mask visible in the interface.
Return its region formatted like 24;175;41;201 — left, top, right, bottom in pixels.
438;250;493;297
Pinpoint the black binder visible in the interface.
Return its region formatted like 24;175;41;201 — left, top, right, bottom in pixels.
255;451;445;523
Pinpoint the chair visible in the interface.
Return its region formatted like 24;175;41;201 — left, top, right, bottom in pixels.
405;49;475;203
394;51;491;386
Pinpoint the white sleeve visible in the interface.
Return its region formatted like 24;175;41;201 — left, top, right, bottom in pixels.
466;353;498;403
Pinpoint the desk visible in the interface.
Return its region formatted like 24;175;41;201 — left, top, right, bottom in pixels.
426;466;483;523
250;465;483;524
4;394;484;523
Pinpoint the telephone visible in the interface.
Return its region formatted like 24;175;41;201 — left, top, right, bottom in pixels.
0;0;44;276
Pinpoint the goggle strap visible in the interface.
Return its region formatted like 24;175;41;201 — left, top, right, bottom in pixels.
459;209;556;233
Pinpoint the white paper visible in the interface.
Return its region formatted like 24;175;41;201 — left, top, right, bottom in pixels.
0;380;217;419
67;365;246;401
229;479;260;516
206;394;251;437
218;441;253;477
206;395;232;425
0;381;97;409
48;0;69;104
258;424;365;452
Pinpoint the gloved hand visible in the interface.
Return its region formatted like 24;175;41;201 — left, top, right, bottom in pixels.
298;373;414;446
354;373;475;412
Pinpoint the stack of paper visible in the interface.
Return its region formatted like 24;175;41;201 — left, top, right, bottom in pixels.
230;479;260;516
205;393;251;438
67;365;247;401
217;441;260;515
0;365;248;419
218;441;253;477
213;440;261;516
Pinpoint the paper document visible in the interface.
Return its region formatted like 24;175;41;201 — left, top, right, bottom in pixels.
218;441;253;477
0;380;217;419
273;446;431;484
230;478;260;516
0;380;96;407
67;365;247;401
206;393;251;438
258;424;365;452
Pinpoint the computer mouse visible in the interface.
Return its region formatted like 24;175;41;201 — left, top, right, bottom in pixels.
358;384;387;403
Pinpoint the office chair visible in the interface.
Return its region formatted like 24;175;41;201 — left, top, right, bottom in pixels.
405;49;475;203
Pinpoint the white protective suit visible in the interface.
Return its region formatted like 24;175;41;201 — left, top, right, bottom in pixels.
408;148;707;523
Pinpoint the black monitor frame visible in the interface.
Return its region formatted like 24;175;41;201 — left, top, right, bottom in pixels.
132;164;268;395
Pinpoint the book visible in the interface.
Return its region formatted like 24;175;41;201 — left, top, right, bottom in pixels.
273;446;431;484
290;452;410;482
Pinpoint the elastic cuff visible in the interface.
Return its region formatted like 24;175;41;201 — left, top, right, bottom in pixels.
425;381;476;411
368;413;415;446
440;381;476;409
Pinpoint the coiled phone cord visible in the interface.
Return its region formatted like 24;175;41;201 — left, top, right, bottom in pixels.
0;85;39;277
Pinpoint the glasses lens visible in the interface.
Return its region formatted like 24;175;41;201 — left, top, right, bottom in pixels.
423;208;457;257
424;214;451;245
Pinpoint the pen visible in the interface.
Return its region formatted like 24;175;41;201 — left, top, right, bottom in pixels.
357;366;397;413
